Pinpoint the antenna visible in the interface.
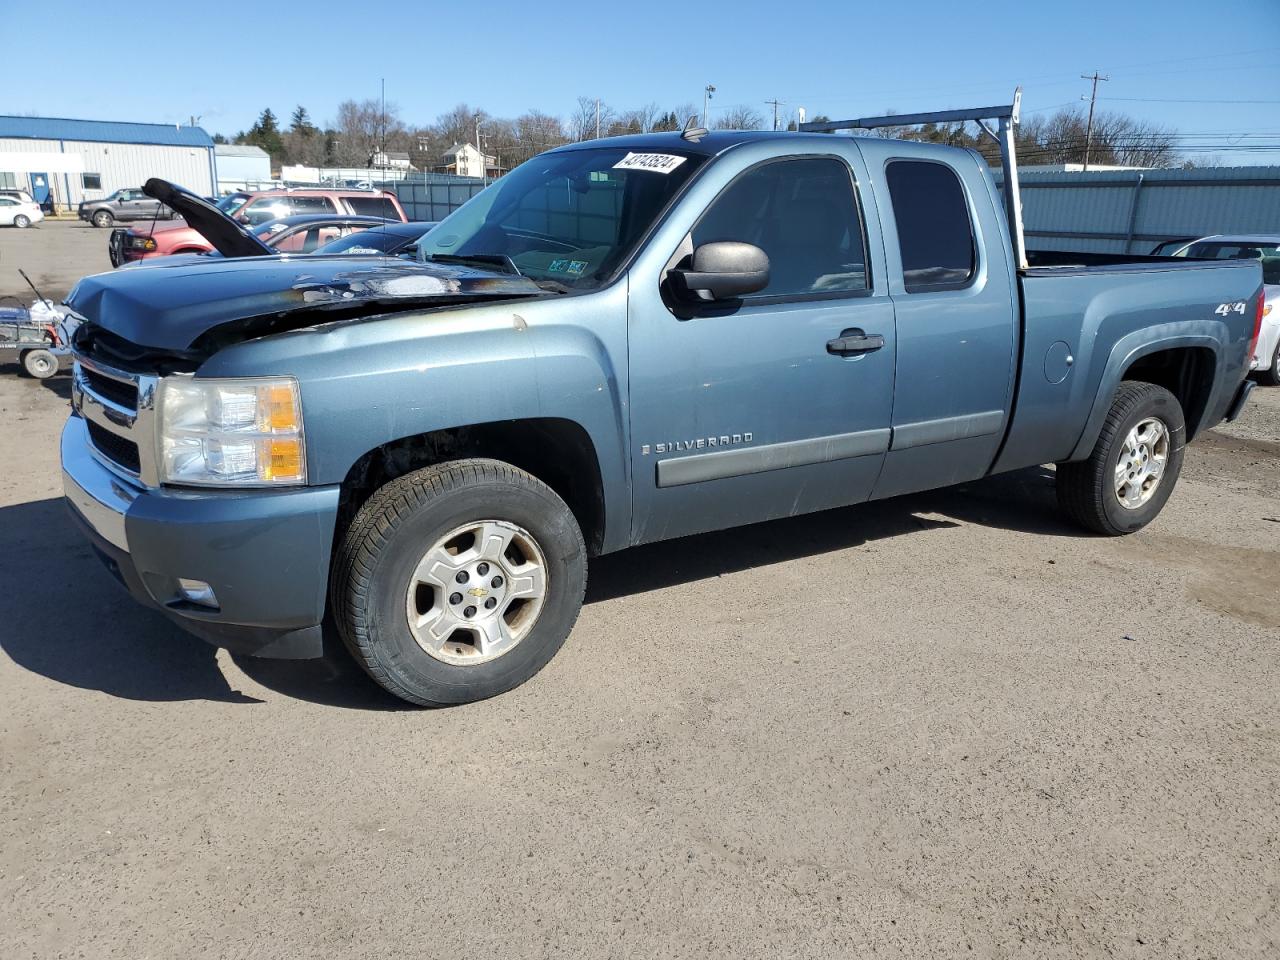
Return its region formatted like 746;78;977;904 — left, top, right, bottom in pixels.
681;115;708;143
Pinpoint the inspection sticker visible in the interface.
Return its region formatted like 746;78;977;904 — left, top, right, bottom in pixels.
613;152;687;174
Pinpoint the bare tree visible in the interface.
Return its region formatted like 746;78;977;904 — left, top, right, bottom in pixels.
571;96;614;141
330;99;406;165
713;105;765;130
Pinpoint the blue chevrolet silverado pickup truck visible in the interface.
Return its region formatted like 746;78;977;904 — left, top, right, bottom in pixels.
60;100;1263;706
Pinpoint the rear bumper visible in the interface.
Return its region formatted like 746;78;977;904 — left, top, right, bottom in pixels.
61;416;340;659
1224;378;1255;423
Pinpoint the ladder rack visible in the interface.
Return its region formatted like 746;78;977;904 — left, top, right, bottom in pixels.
800;88;1027;269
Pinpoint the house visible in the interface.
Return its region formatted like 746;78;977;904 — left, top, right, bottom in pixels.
370;150;414;171
0;115;215;212
436;143;501;179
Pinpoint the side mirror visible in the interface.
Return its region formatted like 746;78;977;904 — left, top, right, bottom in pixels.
671;241;769;301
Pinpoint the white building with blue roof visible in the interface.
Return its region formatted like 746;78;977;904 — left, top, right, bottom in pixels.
0;115;215;213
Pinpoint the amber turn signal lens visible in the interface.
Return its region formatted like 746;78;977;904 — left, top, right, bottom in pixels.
261;437;304;482
264;384;301;431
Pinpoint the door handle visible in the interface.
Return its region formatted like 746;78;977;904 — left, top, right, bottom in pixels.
827;328;885;356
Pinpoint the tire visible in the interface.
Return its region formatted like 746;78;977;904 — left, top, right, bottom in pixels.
331;459;587;706
1056;380;1186;536
13;215;30;229
1260;341;1280;387
92;210;113;228
21;348;58;379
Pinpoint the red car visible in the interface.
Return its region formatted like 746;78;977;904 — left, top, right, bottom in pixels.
110;214;401;266
111;187;406;263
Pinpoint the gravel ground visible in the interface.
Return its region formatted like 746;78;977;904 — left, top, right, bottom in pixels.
0;269;1277;956
0;366;1274;957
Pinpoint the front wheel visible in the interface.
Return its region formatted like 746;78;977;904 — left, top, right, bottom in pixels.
1056;381;1186;535
13;214;30;229
92;210;113;228
331;459;587;706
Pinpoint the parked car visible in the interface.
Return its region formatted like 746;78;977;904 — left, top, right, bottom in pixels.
78;188;179;228
215;187;407;227
62;117;1262;707
0;195;44;228
1173;235;1280;385
1148;237;1199;257
0;188;36;204
109;214;401;266
311;220;436;256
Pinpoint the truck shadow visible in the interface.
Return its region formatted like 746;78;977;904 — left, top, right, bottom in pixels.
0;466;1082;709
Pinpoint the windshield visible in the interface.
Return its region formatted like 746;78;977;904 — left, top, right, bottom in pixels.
314;226;424;255
216;193;250;217
416;147;706;288
1179;241;1280;260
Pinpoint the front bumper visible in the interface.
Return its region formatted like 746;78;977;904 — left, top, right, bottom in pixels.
61;416;341;658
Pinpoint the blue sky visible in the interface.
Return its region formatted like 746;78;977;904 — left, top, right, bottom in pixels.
3;0;1278;164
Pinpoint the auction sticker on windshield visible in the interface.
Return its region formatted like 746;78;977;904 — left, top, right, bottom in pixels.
613;153;688;174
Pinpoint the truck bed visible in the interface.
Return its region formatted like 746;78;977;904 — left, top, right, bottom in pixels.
992;255;1261;475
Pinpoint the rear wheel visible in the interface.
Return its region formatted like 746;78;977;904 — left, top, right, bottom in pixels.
92;210;113;228
1056;381;1186;535
1261;341;1280;387
331;459;587;706
21;349;58;379
13;214;30;229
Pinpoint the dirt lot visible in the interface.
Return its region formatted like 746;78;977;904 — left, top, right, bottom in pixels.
0;232;1278;957
0;219;116;304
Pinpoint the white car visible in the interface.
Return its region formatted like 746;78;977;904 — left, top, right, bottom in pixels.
1175;235;1280;386
0;195;44;229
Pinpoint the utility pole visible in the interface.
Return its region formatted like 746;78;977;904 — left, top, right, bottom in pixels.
595;98;600;139
380;77;386;165
1080;71;1109;171
703;84;716;127
474;113;484;184
765;98;784;131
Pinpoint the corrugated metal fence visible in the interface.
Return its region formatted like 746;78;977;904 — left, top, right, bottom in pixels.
375;173;486;222
995;166;1280;254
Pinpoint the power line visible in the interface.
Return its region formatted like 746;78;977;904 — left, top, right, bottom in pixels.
764;98;785;131
1080;71;1110;170
1102;97;1280;105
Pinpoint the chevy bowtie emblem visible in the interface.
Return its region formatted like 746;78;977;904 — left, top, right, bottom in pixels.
467;587;488;598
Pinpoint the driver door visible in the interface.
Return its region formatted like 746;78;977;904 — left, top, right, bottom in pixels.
626;149;896;544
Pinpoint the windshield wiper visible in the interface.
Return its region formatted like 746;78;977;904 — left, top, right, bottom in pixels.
534;279;573;294
424;253;522;276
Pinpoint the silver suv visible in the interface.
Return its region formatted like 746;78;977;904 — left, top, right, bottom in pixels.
78;188;179;228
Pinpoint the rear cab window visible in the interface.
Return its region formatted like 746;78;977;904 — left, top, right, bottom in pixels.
885;159;976;292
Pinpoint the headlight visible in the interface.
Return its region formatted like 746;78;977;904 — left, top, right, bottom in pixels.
129;235;157;251
159;377;306;486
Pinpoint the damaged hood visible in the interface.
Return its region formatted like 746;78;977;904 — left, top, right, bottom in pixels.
66;255;544;353
142;178;271;258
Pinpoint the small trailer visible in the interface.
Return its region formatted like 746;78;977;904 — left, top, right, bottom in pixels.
0;271;78;379
0;298;73;379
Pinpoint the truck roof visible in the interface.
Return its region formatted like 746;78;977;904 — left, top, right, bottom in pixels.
550;130;886;158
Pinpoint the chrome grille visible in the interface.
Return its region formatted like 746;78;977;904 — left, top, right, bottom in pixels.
71;354;160;486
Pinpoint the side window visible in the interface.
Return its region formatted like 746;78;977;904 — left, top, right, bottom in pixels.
885;160;976;292
0;198;15;207
691;157;868;299
347;196;399;219
290;196;336;214
243;197;289;225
